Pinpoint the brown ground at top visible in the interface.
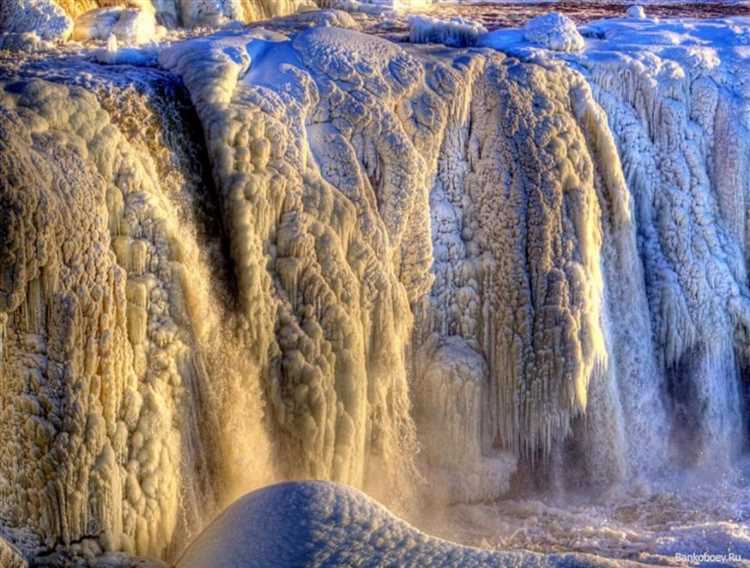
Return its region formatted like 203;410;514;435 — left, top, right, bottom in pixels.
423;2;750;30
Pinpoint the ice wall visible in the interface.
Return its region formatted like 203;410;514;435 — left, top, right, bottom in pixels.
475;13;750;481
0;60;253;560
159;26;441;504
1;24;626;558
577;17;750;471
158;25;648;503
410;53;633;481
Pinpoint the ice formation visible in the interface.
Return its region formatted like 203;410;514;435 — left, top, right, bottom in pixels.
159;26;445;504
0;536;26;568
345;0;432;11
0;0;73;44
576;16;750;471
0;58;241;559
626;5;646;19
2;0;313;37
73;7;159;44
523;12;585;51
408;15;487;47
2;5;750;567
173;0;314;28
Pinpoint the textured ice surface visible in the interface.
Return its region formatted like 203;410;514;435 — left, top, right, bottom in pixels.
0;58;230;559
0;0;72;43
2;8;750;568
414;336;516;504
408;15;487;47
523;12;584;51
159;25;443;506
73;7;159;44
0;536;26;568
176;481;632;568
429;462;750;565
2;0;312;36
574;15;750;470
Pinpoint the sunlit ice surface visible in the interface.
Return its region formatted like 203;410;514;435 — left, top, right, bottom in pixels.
4;0;750;565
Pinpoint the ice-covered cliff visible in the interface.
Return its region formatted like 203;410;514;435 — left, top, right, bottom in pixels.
1;8;750;566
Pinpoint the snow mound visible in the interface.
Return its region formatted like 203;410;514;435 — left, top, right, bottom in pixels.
626;5;646;19
177;481;626;567
523;12;584;52
73;7;159;44
408;15;487;47
0;0;72;42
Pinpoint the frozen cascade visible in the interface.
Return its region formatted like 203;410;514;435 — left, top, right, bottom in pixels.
1;12;750;566
577;18;750;470
0;58;277;560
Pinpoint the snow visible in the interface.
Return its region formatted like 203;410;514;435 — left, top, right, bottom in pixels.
408;14;487;47
0;31;54;51
355;0;433;11
176;481;624;568
177;0;314;27
286;8;361;29
318;0;390;16
72;8;123;41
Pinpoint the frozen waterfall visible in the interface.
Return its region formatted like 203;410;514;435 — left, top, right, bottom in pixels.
0;8;749;566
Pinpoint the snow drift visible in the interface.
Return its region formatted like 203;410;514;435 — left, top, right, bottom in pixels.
176;481;622;568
